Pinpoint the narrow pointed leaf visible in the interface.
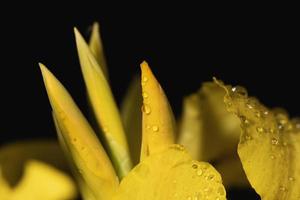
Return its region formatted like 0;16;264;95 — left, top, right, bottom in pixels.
120;76;142;165
140;61;176;161
113;145;226;200
74;28;132;178
216;79;300;200
89;22;108;79
40;63;118;199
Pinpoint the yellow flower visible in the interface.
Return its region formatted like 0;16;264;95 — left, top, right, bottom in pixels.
2;22;299;200
39;23;226;200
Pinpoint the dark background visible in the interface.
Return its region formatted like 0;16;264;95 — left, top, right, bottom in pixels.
0;3;298;199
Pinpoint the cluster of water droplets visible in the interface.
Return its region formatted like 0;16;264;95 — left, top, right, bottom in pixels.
141;75;162;135
218;82;300;194
178;162;226;200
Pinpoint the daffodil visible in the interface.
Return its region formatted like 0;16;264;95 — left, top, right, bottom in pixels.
1;22;299;200
39;23;226;200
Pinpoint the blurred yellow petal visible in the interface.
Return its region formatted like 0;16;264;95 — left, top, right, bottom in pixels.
179;82;240;161
120;76;142;165
0;167;12;198
216;79;300;200
40;63;118;199
113;145;226;200
177;82;246;188
89;22;108;79
140;61;176;160
0;141;76;200
177;93;203;159
12;160;76;200
74;28;132;178
0;140;69;186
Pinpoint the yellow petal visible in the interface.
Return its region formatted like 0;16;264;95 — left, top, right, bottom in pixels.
178;82;240;161
177;82;246;188
140;61;176;161
0;141;77;200
216;79;300;199
113;145;226;200
40;63;118;199
12;160;76;200
0;167;13;198
74;28;132;178
177;93;203;159
88;22;109;79
120;76;142;165
0;140;69;186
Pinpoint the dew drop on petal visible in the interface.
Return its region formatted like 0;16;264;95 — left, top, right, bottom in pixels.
152;125;159;132
196;169;203;176
271;138;279;145
142;92;149;98
142;104;151;115
231;86;248;98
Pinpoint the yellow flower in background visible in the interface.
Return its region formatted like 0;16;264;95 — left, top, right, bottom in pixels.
0;141;77;200
1;22;299;200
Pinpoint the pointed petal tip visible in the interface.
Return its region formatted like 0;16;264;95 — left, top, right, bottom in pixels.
39;63;51;81
140;60;149;70
140;61;154;79
92;22;99;30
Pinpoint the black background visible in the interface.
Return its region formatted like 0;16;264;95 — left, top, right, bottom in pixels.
0;3;298;199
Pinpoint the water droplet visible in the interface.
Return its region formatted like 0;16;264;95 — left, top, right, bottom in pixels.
207;174;214;180
217;186;225;196
142;92;148;98
142;76;148;82
196;169;203;176
289;177;295;181
171;144;185;151
152;125;159;132
192;164;198;169
270;155;275;159
279;186;287;191
231;86;248;97
263;110;269;115
256;127;264;133
292;118;300;131
103;126;109;133
142;104;151;114
271;138;279;145
146;125;151;129
255;111;261;118
246;98;258;109
245;135;252;140
240;115;250;126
